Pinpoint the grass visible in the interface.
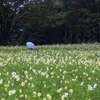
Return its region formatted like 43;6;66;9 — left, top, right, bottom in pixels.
0;43;100;100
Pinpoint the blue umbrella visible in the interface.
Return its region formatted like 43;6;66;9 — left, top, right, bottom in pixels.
26;42;35;50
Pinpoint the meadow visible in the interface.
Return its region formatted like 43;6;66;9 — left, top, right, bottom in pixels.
0;43;100;100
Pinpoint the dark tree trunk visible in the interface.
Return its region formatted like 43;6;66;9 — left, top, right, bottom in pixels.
96;30;100;43
71;31;77;43
65;27;66;44
95;23;100;43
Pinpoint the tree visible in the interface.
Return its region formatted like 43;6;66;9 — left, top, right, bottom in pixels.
19;0;53;45
0;0;32;45
64;0;100;43
20;0;68;45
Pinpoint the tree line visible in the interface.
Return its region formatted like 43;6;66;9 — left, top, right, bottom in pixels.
0;0;100;46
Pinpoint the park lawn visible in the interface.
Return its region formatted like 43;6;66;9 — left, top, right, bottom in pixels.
0;44;100;100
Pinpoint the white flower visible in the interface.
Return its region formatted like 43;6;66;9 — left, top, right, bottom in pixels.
43;81;45;83
12;72;16;78
86;73;88;76
60;80;62;84
30;67;32;70
44;84;46;88
93;83;97;88
8;90;12;96
28;83;30;86
15;75;19;78
12;72;16;75
72;79;75;81
20;95;24;97
62;76;64;79
88;84;93;90
0;79;3;84
6;72;9;75
56;53;58;55
75;56;77;59
53;83;56;86
38;70;41;73
47;67;49;71
92;70;95;73
83;72;86;75
19;89;22;93
16;76;20;81
33;70;36;73
29;77;33;81
41;57;43;59
57;87;63;93
26;75;28;79
25;95;27;98
24;71;28;74
69;62;72;64
11;83;13;86
0;62;3;66
37;92;41;97
12;90;16;94
41;72;45;76
69;89;73;93
46;74;49;78
47;94;52;100
50;72;54;75
8;81;10;84
75;69;78;72
64;93;68;97
25;80;27;83
63;71;66;74
79;66;81;68
59;69;62;72
21;82;25;86
31;83;34;87
57;76;59;78
61;95;65;100
65;81;67;84
81;82;84;86
33;91;36;95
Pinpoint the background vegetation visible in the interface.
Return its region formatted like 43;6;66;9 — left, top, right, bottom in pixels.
0;0;100;45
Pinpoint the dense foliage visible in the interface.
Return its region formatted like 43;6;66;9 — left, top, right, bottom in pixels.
0;0;100;45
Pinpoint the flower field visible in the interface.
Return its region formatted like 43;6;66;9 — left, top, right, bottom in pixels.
0;44;100;100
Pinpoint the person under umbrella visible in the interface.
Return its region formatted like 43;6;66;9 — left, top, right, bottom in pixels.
26;42;35;50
